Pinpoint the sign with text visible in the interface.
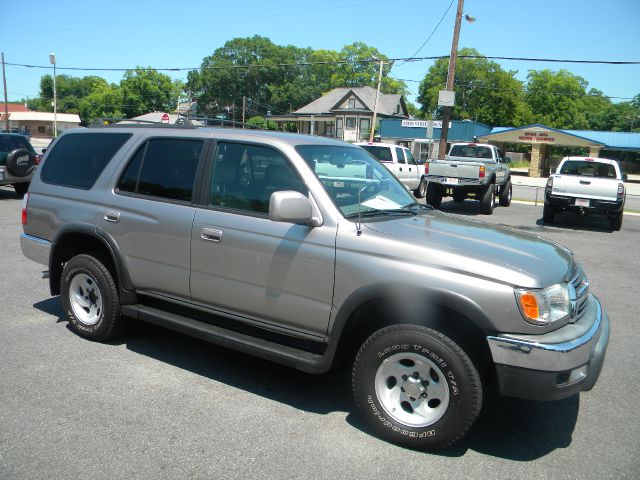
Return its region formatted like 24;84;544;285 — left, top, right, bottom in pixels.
401;120;451;129
517;131;556;143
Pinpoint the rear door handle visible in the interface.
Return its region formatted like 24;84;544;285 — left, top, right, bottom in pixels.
201;228;223;243
580;180;591;185
104;210;120;223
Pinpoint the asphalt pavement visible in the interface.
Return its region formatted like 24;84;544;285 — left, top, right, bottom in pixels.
0;185;639;479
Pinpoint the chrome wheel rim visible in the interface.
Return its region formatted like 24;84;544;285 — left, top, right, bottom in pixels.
69;273;103;326
374;352;450;427
419;180;427;197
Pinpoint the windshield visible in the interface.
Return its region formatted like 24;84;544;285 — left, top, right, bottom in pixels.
360;145;393;162
296;145;419;218
559;160;618;178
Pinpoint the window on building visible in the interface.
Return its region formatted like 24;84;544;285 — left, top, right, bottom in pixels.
345;117;356;130
348;98;356;109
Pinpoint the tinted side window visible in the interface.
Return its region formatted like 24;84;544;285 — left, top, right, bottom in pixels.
405;149;417;165
116;145;145;193
395;147;407;164
136;139;203;202
41;133;131;189
210;142;306;214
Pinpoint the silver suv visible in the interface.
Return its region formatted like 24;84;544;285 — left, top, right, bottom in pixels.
20;123;609;450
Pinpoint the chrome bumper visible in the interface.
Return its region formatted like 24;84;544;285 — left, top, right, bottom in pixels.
20;233;51;266
487;294;607;372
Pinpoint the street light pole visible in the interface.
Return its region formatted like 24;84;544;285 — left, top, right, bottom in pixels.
49;53;57;137
369;58;384;143
437;0;465;159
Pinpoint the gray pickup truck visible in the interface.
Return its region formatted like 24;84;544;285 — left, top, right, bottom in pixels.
425;142;512;214
20;124;608;451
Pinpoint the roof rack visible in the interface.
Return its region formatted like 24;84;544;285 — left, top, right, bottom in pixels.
88;115;262;130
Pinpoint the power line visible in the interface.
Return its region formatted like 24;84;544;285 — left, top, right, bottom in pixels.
396;0;455;67
5;55;640;73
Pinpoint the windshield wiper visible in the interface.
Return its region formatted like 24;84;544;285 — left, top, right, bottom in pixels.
346;208;419;219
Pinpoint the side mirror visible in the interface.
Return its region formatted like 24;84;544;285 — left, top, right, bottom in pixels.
504;157;511;164
269;191;318;226
41;148;47;154
550;168;556;174
623;173;628;181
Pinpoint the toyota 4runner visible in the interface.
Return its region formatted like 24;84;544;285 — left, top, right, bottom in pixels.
20;122;609;450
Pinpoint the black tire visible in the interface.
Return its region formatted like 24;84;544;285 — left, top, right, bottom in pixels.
6;148;36;177
12;182;29;198
60;254;123;341
498;180;512;207
543;202;555;224
479;184;495;215
426;182;442;208
352;324;482;451
414;178;427;199
452;190;466;203
609;211;623;231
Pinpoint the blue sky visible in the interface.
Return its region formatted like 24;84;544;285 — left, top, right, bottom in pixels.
2;0;639;106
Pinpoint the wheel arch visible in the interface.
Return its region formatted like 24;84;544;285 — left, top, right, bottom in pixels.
329;284;494;375
49;224;135;303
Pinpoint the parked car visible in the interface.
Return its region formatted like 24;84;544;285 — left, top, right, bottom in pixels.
21;124;609;451
355;142;426;197
544;156;626;230
424;142;512;214
0;132;39;197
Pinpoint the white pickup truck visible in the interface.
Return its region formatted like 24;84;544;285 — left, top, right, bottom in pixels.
424;142;512;214
544;156;626;230
355;142;425;198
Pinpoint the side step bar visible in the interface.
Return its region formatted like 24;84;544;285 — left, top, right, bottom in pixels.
122;304;328;373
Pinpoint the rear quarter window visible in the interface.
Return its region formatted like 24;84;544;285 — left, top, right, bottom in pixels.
40;133;131;189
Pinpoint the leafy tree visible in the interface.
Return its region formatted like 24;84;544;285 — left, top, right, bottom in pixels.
524;69;589;129
78;83;125;124
417;48;530;126
120;67;181;118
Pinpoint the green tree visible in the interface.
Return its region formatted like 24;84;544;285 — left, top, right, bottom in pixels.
120;67;181;118
417;48;530;126
78;83;125;124
524;69;589;129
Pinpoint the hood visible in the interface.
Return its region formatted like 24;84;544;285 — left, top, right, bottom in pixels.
364;211;574;288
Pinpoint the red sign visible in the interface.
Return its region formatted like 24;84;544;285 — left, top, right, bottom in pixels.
161;113;170;124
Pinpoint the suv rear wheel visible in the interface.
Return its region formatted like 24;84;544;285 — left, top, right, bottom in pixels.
60;254;123;341
352;324;482;450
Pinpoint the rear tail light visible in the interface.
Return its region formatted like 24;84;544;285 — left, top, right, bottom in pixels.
21;193;29;225
546;177;553;194
479;165;485;178
617;182;625;200
424;162;430;175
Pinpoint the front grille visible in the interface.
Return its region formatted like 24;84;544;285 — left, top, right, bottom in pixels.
570;265;589;321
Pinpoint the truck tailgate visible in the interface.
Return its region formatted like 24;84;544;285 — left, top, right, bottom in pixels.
428;160;481;179
552;176;619;200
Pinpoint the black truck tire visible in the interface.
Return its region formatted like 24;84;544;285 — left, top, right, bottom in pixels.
352;324;483;451
498;180;512;207
426;182;442;208
479;184;495;215
543;202;556;224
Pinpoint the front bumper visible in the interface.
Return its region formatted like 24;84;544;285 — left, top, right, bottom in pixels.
487;294;609;401
546;193;624;215
20;233;51;266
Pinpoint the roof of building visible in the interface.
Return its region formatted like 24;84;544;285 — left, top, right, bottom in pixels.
8;111;81;123
294;87;406;117
0;103;31;113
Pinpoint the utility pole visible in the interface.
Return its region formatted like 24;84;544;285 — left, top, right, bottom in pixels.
242;96;246;127
437;0;465;159
369;58;384;143
2;52;9;131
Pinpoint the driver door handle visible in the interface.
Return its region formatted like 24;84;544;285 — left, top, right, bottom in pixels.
201;228;223;243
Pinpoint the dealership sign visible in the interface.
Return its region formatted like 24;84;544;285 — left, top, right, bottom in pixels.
517;131;556;143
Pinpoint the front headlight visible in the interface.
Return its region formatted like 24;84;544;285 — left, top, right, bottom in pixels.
515;283;570;325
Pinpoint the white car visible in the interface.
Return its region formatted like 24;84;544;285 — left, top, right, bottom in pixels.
355;142;425;197
544;156;626;230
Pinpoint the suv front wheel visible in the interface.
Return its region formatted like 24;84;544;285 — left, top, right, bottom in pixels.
352;324;482;450
60;254;123;341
